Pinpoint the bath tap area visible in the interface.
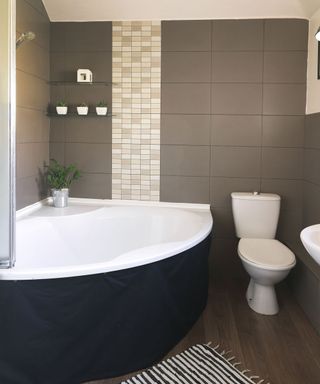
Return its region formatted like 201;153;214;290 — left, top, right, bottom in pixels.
1;0;320;383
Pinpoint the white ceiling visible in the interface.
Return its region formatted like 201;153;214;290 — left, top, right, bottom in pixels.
42;0;320;22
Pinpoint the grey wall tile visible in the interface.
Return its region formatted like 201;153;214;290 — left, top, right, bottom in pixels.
305;113;320;149
162;20;211;52
261;147;303;179
50;52;67;81
24;0;48;17
211;115;262;146
304;149;320;185
160;176;210;203
212;52;263;83
212;20;264;51
162;83;211;114
161;114;210;145
49;142;65;164
264;19;308;51
17;70;49;111
64;22;112;52
277;208;303;243
16;175;47;210
263;84;306;115
211;207;236;238
262;116;305;148
50;22;66;52
49;21;113;202
161;145;210;176
290;261;320;334
65;118;112;144
303;182;320;227
70;173;111;199
65;52;112;82
64;143;111;174
211;146;261;177
17;40;49;81
261;178;303;211
263;51;307;83
17;108;49;143
17;142;49;179
162;52;211;83
212;84;262;115
50;119;65;143
16;0;50;50
65;85;112;108
210;177;260;208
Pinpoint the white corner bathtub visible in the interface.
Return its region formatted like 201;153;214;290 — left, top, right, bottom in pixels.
0;198;213;383
3;198;212;280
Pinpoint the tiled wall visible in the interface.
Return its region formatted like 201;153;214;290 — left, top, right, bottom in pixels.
160;19;308;274
112;21;161;201
289;112;320;334
49;22;112;198
16;0;50;209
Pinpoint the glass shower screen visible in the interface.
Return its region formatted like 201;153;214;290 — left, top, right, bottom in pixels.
0;0;15;267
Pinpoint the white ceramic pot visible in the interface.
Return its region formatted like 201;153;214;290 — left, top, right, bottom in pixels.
52;188;69;208
77;106;89;115
96;107;108;116
56;106;68;115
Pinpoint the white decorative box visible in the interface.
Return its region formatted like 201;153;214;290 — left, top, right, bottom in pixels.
77;69;93;83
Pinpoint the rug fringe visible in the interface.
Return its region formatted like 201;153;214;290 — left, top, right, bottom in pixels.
208;341;270;384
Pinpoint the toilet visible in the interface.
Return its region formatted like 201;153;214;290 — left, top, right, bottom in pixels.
231;192;296;315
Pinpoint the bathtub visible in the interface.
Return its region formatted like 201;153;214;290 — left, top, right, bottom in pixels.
0;198;212;384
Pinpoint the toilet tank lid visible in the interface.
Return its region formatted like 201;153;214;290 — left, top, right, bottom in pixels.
231;192;280;201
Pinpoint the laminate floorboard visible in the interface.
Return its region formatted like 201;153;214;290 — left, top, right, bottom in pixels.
86;277;320;384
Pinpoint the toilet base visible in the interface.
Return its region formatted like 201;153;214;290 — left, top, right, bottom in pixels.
246;279;279;315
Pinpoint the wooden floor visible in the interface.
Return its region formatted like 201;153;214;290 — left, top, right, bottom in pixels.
87;275;320;384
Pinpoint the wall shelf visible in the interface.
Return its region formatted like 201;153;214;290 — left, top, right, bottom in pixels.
47;112;113;118
49;81;112;86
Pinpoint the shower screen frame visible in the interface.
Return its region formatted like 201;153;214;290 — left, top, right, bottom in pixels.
0;0;16;268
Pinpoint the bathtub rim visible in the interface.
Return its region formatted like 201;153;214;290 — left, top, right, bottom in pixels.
17;197;211;220
5;198;213;281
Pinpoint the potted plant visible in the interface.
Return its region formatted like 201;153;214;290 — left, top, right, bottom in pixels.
96;101;108;116
77;102;89;115
56;101;68;115
46;159;81;208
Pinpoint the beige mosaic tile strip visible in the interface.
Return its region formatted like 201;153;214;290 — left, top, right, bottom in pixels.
112;21;161;201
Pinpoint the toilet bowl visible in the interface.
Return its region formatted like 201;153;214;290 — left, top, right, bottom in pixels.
238;238;296;315
231;192;296;315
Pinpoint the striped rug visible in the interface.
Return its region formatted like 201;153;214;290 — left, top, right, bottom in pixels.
121;343;269;384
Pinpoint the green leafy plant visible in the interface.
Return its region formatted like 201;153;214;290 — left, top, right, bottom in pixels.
46;159;81;190
97;101;107;108
56;100;67;107
78;102;88;107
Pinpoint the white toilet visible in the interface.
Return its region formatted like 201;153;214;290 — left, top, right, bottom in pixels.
231;192;296;315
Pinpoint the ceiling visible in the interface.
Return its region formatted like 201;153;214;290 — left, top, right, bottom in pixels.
42;0;320;21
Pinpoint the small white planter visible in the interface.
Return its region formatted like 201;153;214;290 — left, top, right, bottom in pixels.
96;107;108;116
77;106;89;115
56;106;68;115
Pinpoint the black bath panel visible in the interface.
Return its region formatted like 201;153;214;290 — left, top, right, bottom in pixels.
0;235;211;384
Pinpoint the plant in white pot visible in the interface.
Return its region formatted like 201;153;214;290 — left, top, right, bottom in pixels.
96;101;108;116
56;100;68;115
46;159;81;208
77;102;89;115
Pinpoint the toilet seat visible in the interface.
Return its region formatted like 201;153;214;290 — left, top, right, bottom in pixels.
238;238;296;270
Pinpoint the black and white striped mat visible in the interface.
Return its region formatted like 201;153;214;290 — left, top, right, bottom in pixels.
121;343;269;384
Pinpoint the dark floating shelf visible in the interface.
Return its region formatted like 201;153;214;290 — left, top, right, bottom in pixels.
49;81;112;86
47;112;113;118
